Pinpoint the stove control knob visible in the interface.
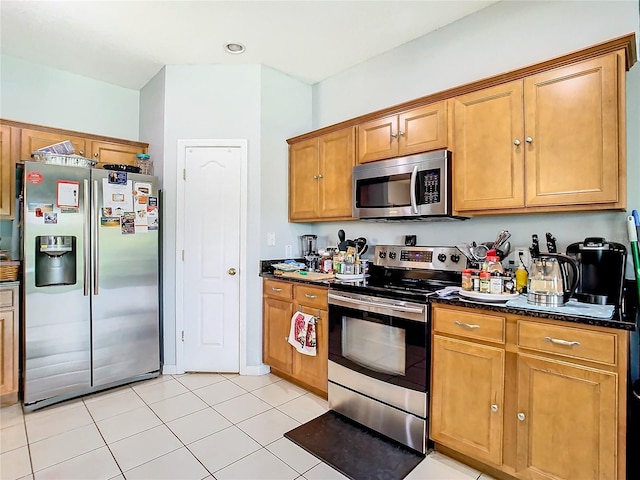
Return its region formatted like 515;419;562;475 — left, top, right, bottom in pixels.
389;252;397;260
437;253;447;263
379;251;386;259
450;254;461;263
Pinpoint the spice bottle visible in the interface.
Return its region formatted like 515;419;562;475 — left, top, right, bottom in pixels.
461;269;473;291
489;272;503;294
479;271;491;293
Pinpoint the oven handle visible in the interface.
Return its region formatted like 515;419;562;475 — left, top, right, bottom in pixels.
410;165;419;214
328;292;425;314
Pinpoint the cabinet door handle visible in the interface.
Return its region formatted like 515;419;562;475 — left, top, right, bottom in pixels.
304;293;317;299
545;336;580;347
513;139;521;146
272;287;283;292
79;150;85;155
491;404;499;412
285;336;288;342
525;136;533;144
313;175;319;179
390;132;398;138
399;131;405;136
455;320;480;329
517;413;526;421
317;174;323;179
94;152;99;158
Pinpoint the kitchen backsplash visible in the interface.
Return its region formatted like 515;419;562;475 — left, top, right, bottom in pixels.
309;210;636;278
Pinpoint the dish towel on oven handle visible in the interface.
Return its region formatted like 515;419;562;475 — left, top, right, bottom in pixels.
288;311;317;356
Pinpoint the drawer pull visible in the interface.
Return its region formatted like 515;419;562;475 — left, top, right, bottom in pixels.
545;336;580;347
304;293;317;299
517;412;526;421
271;287;283;292
455;321;480;329
491;404;499;412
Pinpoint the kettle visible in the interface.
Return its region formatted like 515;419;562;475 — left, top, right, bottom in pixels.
527;254;579;306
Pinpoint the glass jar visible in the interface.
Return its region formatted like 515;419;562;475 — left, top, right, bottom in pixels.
135;153;153;175
479;271;491;293
471;270;481;292
490;272;503;294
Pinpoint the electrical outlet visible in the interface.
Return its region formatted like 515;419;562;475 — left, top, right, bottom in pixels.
285;245;293;258
515;247;532;269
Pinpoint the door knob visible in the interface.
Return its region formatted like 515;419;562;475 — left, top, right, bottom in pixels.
228;268;237;276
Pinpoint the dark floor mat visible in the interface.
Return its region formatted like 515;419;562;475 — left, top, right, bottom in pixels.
284;410;424;480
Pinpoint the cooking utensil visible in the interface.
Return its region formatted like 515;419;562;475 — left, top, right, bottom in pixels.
470;244;489;261
492;230;511;252
627;215;640;301
546;232;557;253
530;234;540;258
338;229;348;251
354;237;368;256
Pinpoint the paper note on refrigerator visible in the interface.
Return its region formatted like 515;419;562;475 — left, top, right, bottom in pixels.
103;179;133;212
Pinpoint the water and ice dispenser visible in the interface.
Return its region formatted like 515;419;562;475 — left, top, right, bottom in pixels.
35;236;77;287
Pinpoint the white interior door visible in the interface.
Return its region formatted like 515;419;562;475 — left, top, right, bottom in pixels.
182;145;241;372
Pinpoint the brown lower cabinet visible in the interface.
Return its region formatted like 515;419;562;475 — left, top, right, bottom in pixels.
262;278;328;397
0;284;19;406
430;304;627;480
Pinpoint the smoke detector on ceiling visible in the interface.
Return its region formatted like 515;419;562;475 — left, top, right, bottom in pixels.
224;42;246;54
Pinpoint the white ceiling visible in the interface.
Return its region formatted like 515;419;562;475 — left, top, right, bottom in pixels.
0;1;499;90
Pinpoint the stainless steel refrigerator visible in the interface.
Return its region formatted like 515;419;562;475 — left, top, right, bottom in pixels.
22;161;160;410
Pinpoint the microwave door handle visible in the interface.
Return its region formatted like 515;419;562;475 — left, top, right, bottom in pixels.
410;165;418;214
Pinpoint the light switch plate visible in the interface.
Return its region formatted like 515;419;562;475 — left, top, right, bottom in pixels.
267;232;276;246
285;245;293;258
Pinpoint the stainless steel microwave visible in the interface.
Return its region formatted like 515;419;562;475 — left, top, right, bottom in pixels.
353;149;463;221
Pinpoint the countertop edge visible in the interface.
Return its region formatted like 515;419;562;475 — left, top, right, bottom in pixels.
430;296;636;331
259;273;637;331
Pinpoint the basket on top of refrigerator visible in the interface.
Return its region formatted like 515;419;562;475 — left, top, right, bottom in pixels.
30;139;97;168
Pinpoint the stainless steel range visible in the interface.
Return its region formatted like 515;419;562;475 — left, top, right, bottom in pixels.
328;245;466;453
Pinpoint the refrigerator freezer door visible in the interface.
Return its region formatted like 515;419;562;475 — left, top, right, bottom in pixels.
91;170;160;386
23;162;91;404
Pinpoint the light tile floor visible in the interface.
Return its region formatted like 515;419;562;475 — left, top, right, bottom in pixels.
0;373;496;480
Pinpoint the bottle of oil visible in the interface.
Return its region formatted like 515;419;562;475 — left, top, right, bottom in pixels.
515;264;528;293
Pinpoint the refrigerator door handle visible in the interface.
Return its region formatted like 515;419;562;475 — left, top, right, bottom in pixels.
83;179;90;296
93;179;99;295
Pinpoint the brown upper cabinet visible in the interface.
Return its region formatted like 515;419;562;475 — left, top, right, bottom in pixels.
19;125;147;170
1;119;148;219
453;51;625;214
0;125;16;218
289;126;355;222
357;101;448;164
287;33;636;219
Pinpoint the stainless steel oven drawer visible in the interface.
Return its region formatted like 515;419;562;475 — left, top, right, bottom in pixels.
328;360;427;418
329;381;427;454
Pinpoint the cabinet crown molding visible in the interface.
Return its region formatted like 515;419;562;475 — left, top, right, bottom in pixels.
287;33;637;145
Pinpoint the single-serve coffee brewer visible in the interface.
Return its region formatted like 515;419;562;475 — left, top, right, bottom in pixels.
566;237;627;306
300;234;319;271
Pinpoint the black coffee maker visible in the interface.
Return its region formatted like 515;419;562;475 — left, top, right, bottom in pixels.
566;237;627;306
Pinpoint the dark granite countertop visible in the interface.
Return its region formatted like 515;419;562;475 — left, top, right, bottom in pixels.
430;295;637;331
260;259;638;331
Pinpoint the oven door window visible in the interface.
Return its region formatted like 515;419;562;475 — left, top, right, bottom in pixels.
329;305;428;392
342;317;405;376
